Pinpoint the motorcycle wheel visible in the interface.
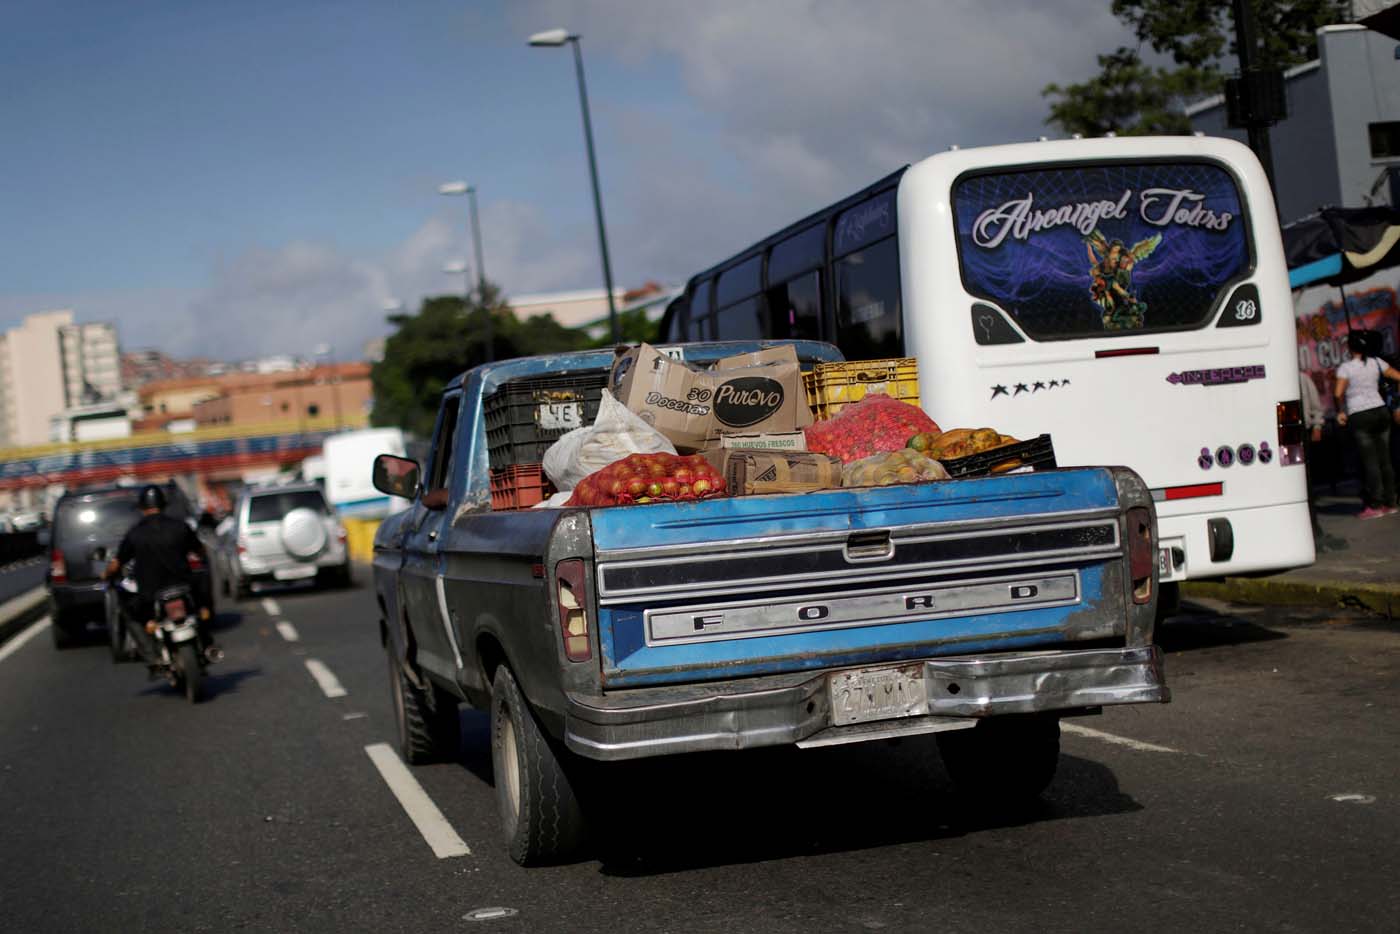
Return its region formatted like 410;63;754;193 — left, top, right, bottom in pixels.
178;643;203;704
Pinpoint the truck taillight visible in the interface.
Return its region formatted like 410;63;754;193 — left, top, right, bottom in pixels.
555;558;591;662
1126;506;1153;605
1277;399;1305;465
237;537;248;555
49;549;67;584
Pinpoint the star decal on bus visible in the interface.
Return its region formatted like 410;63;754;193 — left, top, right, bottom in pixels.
992;377;1071;399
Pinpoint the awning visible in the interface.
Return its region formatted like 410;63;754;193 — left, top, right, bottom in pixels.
1283;205;1400;289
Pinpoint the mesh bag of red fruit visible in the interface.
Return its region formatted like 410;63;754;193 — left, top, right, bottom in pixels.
566;452;728;507
803;393;940;463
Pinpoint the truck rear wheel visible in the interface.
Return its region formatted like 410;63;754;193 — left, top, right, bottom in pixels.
936;714;1060;805
490;666;587;865
388;650;460;764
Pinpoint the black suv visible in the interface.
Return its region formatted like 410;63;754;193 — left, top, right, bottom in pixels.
46;483;213;649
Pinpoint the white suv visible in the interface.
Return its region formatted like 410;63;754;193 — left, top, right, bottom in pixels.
226;484;350;597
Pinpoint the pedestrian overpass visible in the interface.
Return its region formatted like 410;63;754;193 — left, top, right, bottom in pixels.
0;418;366;493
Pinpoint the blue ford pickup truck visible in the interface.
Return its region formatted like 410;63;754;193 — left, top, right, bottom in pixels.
369;341;1169;865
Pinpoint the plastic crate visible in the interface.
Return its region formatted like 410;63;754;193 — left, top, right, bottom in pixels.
489;464;556;511
941;434;1057;479
804;357;920;419
485;372;607;469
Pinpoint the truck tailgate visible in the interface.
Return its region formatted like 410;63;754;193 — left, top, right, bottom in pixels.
589;468;1140;688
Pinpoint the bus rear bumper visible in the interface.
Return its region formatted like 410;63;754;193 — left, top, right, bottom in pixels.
1158;500;1314;580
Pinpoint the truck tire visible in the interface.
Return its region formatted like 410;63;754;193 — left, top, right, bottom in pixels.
490;666;587;865
936;714;1060;805
388;650;459;765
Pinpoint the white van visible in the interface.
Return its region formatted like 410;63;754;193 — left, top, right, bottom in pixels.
322;428;410;520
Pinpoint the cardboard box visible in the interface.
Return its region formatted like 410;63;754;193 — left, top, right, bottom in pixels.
710;344;814;432
701;430;809;474
609;343;814;450
723;451;842;496
719;431;808;451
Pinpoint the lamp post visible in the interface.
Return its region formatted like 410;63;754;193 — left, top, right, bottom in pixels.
438;180;490;309
528;28;621;344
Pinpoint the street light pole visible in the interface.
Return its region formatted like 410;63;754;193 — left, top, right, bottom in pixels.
529;29;621;344
440;182;494;362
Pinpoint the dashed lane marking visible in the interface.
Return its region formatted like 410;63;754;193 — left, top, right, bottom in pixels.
364;742;471;859
304;658;347;698
261;597;281;617
0;616;49;665
275;621;300;642
1061;722;1180;754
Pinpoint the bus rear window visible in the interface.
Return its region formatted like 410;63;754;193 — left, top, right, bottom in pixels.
953;162;1251;340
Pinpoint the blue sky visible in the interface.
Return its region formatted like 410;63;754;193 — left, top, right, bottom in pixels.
1;1;1133;360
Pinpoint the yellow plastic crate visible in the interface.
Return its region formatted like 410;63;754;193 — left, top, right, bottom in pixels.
804;357;919;419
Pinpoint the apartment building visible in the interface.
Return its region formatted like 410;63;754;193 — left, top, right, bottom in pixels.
0;309;123;448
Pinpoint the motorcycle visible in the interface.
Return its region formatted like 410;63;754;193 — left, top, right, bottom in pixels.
111;571;222;703
150;584;221;703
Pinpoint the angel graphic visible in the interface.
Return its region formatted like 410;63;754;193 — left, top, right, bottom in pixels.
1085;229;1162;330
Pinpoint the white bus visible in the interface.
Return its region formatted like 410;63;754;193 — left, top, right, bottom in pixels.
660;136;1313;586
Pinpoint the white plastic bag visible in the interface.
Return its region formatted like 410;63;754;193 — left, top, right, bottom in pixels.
542;389;676;491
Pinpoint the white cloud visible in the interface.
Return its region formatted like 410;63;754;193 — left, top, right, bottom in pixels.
0;203;609;362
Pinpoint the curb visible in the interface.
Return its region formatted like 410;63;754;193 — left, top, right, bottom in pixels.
0;586;49;647
1182;577;1400;618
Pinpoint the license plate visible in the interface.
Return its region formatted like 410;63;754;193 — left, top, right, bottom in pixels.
274;565;318;581
537;401;582;431
1158;546;1183;582
829;663;928;726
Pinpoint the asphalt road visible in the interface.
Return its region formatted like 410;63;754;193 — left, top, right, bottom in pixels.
2;582;1397;933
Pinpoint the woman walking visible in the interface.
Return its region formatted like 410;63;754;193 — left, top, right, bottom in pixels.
1334;332;1400;519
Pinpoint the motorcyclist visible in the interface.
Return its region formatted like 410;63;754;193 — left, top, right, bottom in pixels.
103;485;212;665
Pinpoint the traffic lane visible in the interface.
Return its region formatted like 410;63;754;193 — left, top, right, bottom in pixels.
7;582;1397;933
0;557;46;604
0;601;500;934
1102;600;1400;792
256;586;1400;932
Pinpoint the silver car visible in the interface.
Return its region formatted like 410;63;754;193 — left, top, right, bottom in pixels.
225;484;350;597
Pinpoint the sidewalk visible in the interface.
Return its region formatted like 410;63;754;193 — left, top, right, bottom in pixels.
1182;485;1400;617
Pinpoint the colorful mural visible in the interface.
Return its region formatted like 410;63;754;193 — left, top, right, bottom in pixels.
1294;276;1400;418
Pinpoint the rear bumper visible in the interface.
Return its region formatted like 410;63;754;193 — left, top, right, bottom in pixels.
565;645;1168;761
1158;500;1314;579
49;581;106;616
237;546;348;578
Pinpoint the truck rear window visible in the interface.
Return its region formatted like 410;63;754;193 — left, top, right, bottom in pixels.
953;161;1251;340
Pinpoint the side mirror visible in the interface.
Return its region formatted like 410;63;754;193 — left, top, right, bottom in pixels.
373;453;421;500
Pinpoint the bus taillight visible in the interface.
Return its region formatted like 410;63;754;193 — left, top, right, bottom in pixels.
1277;400;1305;465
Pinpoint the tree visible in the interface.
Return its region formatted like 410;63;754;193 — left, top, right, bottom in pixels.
370;281;589;436
1044;1;1350;136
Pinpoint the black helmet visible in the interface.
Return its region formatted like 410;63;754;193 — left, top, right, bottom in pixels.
137;485;167;511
